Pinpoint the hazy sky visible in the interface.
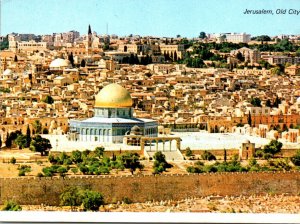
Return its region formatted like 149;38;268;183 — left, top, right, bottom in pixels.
2;0;300;37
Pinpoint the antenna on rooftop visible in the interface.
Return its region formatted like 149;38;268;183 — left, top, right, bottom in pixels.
106;23;108;35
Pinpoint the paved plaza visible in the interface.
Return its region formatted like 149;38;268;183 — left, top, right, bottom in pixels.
45;132;300;152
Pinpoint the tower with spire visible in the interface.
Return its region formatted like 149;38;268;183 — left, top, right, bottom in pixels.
86;24;93;56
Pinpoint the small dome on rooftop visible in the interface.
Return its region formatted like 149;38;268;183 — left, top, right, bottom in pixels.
49;58;70;69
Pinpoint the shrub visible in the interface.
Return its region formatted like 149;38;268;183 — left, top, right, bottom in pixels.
201;150;216;161
291;149;300;166
17;165;31;176
185;147;193;157
263;153;273;160
263;140;283;157
57;166;68;177
248;157;257;167
98;166;110;175
10;157;16;164
122;197;132;204
71;167;78;175
60;186;83;209
58;152;70;165
268;158;291;171
1;200;22;211
36;172;44;177
79;164;89;174
152;151;172;174
48;154;58;164
63;158;73;166
81;190;104;211
71;150;83;164
255;150;264;158
18;170;26;176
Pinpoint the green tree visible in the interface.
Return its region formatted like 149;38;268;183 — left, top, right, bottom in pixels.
0;35;9;50
71;150;83;163
94;146;105;158
30;135;52;156
118;152;143;175
224;149;227;162
68;52;74;67
26;125;31;147
236;52;244;62
263;140;283;157
291;149;300;166
185;147;193;157
43;95;54;104
32;120;42;134
80;59;86;67
153;151;172;174
0;135;2;148
60;186;83;210
57;166;68;177
273;96;281;108
247;111;252;126
10;157;16;164
250;97;261;107
266;99;272;107
1;200;22;211
270;67;281;76
81;190;104;211
201;150;216;161
199;32;206;39
15;134;28;149
17;165;31;176
5;132;12;148
60;187;104;211
255;35;271;41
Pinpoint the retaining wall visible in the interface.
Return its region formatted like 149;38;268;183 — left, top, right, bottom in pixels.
0;172;299;206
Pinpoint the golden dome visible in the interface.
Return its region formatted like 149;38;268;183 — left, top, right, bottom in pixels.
95;83;133;108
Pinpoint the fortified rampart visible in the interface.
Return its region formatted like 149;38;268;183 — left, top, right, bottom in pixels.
0;172;299;206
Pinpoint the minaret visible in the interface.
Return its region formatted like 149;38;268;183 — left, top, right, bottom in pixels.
87;24;93;56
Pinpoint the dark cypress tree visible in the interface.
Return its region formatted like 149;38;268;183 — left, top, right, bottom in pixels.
0;135;2;148
80;59;86;67
174;51;178;61
247;111;252;127
266;99;272;107
128;54;135;64
224;149;227;162
68;52;74;67
14;55;18;62
134;54;139;64
170;51;174;61
273;96;281;108
26;125;31;148
5;132;12;148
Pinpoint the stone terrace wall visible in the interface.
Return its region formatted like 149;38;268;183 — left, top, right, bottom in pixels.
0;172;299;206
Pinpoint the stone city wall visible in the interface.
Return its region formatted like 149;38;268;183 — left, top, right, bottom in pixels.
181;148;298;158
0;172;299;206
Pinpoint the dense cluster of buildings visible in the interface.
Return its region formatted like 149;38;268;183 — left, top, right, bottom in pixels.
0;26;300;149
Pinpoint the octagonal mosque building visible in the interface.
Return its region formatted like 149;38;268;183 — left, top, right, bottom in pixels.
69;83;158;143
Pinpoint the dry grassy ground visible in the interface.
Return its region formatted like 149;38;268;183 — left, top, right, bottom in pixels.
0;149;187;177
20;195;300;213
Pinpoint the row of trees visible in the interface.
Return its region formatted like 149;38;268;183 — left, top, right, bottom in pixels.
43;149;173;177
187;139;300;173
250;96;281;108
42;148;144;177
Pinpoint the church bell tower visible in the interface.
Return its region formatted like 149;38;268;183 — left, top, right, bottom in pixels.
86;24;93;56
